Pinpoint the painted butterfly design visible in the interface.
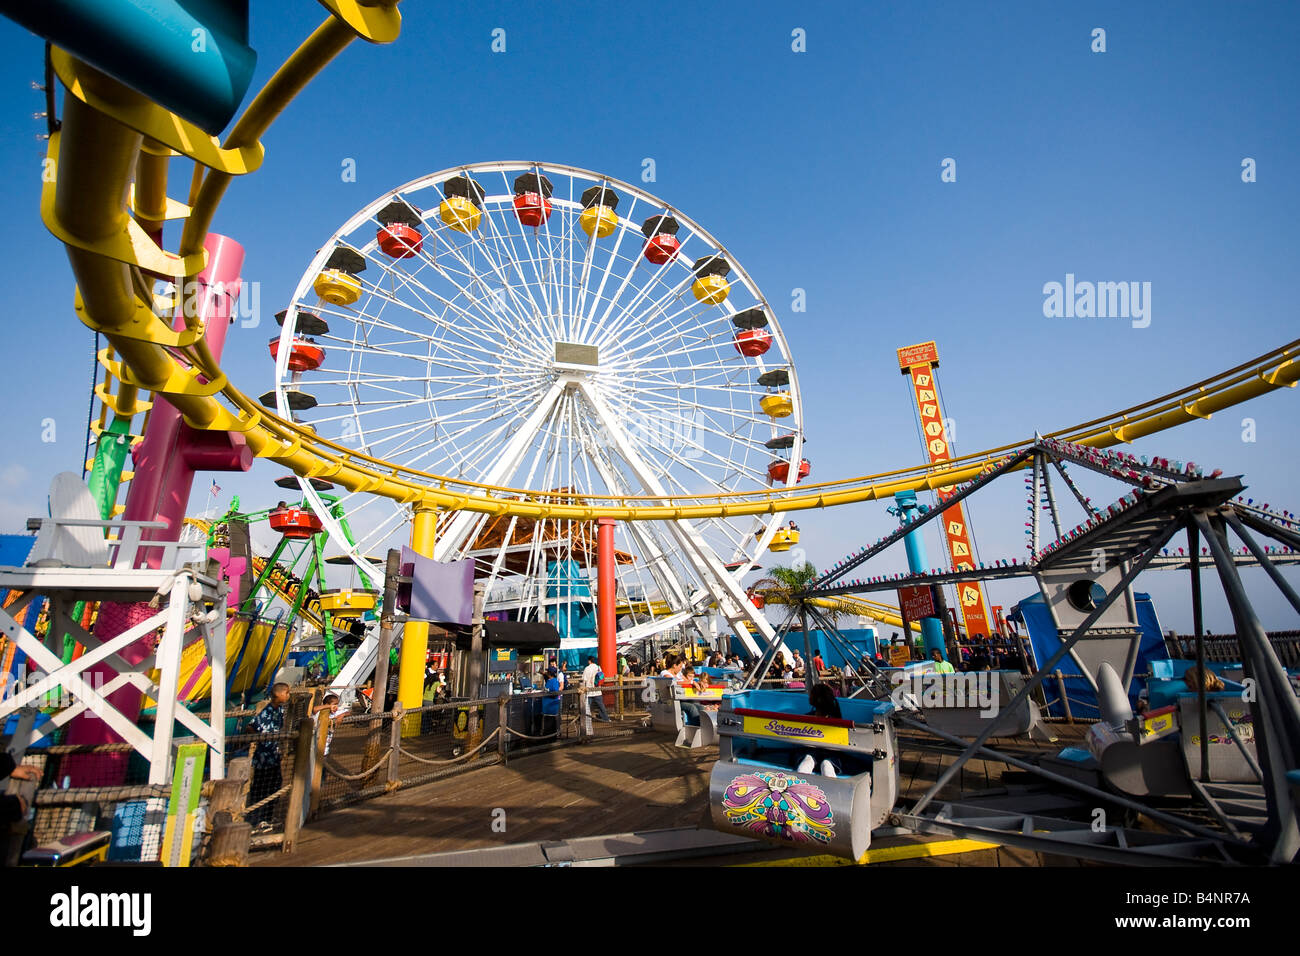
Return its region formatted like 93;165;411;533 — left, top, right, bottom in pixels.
720;770;835;844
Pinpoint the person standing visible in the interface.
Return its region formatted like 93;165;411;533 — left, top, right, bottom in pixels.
515;663;538;738
311;693;342;756
1;755;38;824
931;648;955;674
541;666;562;738
581;655;611;722
248;682;290;832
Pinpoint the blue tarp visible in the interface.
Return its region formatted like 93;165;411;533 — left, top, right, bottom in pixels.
546;559;596;669
1008;590;1168;720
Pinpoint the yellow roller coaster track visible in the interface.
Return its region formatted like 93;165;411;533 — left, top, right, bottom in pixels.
41;5;1300;523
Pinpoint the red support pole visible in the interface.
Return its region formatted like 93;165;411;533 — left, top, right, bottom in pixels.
597;517;617;678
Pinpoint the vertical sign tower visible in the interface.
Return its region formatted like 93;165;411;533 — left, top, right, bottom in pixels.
896;342;992;638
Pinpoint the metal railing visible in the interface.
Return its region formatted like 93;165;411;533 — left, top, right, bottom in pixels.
1164;631;1300;668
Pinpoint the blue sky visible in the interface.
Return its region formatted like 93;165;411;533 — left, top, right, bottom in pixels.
0;1;1297;632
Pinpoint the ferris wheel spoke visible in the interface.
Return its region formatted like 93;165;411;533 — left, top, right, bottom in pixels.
317;336;509;376
574;192;639;341
288;164;799;637
366;209;532;343
424;223;537;343
617;325;749;367
354;505;414;556
470;195;554;330
604;287;736;362
592;239;712;353
321;295;511;376
387;397;546;475
587;221;683;344
352;266;519;363
307;398;430;427
365;246;525;354
357;241;519;346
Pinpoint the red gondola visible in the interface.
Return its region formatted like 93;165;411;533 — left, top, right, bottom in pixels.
642;214;681;265
514;192;552;227
767;458;811;484
734;327;772;357
377;222;423;258
376;200;424;259
269;506;323;540
268;336;326;373
513;172;554;227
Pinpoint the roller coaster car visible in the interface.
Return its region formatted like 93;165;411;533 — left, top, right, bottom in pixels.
708;690;899;862
766;528;799;552
317;588;381;618
648;676;726;748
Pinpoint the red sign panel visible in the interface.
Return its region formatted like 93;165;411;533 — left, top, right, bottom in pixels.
906;363;992;638
896;341;939;371
898;585;935;621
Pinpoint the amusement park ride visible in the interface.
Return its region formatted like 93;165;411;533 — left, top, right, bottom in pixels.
0;2;1298;868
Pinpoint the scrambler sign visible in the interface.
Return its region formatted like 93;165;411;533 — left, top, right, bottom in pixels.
898;342;992;638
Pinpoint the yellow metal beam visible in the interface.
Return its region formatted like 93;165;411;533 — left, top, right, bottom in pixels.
737;838;1001;866
38;13;1300;529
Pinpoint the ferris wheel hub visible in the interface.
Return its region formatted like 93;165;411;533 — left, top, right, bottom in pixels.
553;341;600;372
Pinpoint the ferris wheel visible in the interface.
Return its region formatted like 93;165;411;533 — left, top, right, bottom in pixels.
272;162;807;661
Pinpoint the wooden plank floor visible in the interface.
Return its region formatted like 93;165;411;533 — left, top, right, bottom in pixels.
257;733;714;866
257;722;1092;867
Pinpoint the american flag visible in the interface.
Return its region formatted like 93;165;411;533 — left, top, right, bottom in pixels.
210;479;221;497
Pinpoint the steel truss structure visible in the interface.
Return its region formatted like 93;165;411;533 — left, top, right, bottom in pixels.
797;438;1300;863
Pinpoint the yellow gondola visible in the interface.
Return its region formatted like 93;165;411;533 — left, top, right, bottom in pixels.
318;588;380;618
767;528;800;552
760;391;794;418
579;204;618;238
313;269;361;305
439;195;482;233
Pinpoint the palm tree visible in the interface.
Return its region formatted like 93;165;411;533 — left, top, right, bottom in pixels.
750;562;861;625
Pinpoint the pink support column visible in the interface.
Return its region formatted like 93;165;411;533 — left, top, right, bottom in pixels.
597;517;617;680
64;234;252;783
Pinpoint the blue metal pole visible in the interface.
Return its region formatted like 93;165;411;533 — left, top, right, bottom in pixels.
893;490;948;659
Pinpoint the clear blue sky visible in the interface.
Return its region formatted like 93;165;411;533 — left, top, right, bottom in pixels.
0;1;1297;632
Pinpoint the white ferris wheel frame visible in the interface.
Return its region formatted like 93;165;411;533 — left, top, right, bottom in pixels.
274;162;805;673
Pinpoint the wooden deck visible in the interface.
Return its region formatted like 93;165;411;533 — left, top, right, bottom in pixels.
257;722;1093;867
